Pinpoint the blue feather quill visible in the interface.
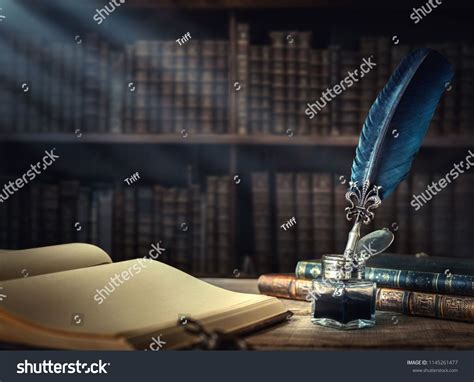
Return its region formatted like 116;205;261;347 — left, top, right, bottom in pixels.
351;48;454;200
343;48;453;265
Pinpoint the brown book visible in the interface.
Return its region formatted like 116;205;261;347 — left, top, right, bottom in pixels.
77;186;91;245
183;41;200;135
312;173;333;256
73;40;84;134
251;172;272;273
96;186;113;256
394;179;410;254
258;274;474;322
248;46;262;135
162;187;177;266
333;174;350;253
41;184;59;247
459;43;474;135
123;188;136;260
275;173;296;271
375;36;391;90
295;173;312;261
376;288;474;323
374;190;395;231
454;174;474;258
147;40;160;134
205;177;218;274
123;44;135;133
160;42;174;133
309;49;330;136
216;176;232;275
339;50;360;136
49;41;64;132
61;43;75;133
89;189;99;247
190;184;203;274
59;181;80;244
431;173;453;257
295;32;312;136
269;31;286;135
328;44;341;136
426;46;444;137
174;45;186;135
236;24;250;135
0;186;8;247
82;34;101;132
8;187;21;249
215;40;229;134
411;173;431;254
260;46;272;134
359;37;378;128
29;184;41;247
109;50;125;134
175;188;191;272
0;244;287;350
97;41;109;133
112;187;124;261
440;43;459;136
137;187;154;259
133;40;150;133
0;32;15;132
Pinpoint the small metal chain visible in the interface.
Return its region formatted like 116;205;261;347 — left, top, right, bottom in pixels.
179;318;252;350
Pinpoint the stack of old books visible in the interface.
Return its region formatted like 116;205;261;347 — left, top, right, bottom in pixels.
258;253;474;322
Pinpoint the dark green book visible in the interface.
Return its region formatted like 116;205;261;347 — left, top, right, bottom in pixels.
295;254;474;296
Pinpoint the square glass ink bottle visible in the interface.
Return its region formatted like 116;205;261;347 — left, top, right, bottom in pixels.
311;255;376;329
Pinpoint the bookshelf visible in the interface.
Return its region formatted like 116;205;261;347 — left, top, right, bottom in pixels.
0;1;473;276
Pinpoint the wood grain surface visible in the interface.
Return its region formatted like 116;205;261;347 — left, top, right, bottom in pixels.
203;278;474;350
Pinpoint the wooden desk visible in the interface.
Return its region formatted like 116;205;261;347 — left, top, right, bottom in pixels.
204;278;474;350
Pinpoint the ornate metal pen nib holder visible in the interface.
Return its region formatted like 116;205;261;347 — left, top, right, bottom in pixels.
343;180;382;278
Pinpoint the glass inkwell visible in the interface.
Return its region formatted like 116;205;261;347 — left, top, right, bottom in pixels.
311;181;393;330
311;254;376;329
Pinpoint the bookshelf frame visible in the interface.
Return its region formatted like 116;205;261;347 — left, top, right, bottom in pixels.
1;134;472;148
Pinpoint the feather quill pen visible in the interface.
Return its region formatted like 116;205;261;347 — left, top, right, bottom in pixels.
343;48;453;268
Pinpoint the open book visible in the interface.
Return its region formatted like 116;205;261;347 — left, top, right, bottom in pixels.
0;244;287;350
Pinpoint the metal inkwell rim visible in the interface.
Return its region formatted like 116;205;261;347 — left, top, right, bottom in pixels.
321;254;352;280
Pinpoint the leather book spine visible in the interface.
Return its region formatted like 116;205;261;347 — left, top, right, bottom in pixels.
251;172;272;273
296;261;474;296
295;173;312;261
377;288;474;322
275;173;296;272
312;173;333;256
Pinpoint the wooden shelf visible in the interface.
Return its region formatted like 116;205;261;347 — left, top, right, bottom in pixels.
0;133;472;148
13;0;389;10
125;0;348;8
18;0;474;10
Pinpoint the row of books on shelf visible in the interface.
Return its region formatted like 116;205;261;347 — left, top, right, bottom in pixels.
258;253;474;323
0;33;229;135
0;30;472;136
241;27;473;136
0;171;472;275
0;176;233;276
252;171;473;273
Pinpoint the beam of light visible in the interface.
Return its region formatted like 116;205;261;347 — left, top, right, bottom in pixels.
1;0;232;186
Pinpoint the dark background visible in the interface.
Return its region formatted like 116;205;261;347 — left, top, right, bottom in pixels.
0;0;472;276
